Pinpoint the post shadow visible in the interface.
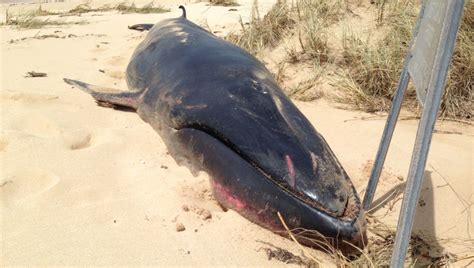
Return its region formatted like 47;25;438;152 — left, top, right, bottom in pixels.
367;172;445;265
411;171;444;266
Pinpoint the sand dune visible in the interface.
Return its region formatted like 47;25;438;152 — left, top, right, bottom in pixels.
1;0;472;266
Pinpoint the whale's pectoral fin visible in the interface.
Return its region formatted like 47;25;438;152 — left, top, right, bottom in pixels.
64;78;141;110
128;24;154;32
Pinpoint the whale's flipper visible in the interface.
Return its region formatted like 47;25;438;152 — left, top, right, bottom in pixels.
64;78;141;109
128;24;154;31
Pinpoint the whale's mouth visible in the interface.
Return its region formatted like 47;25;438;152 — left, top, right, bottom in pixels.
177;123;354;219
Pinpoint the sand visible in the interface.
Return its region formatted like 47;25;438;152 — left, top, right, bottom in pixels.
1;0;473;266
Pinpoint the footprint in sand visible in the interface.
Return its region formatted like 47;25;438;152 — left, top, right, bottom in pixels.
107;56;127;66
7;112;61;138
2;92;61;139
360;160;403;186
0;91;59;104
181;178;215;202
0;139;8;152
1;170;60;205
93;45;108;53
63;130;95;150
105;70;125;80
179;177;228;215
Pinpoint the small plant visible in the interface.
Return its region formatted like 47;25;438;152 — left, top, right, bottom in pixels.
34;5;60;16
226;0;296;55
4;4;82;28
286;77;324;101
5;14;85;29
2;2;169;29
115;2;169;14
67;2;169;15
295;0;346;63
209;0;239;7
67;4;104;14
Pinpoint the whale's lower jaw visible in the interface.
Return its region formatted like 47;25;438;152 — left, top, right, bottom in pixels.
210;177;366;254
163;126;366;254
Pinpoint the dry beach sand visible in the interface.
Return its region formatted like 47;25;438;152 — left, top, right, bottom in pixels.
1;0;473;266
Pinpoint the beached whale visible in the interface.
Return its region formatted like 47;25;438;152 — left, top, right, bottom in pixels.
64;6;366;251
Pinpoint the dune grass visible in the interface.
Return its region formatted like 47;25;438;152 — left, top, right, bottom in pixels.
67;2;170;14
115;2;170;14
225;0;345;101
3;5;70;28
226;0;296;55
336;2;417;113
4;12;86;29
33;5;60;16
294;0;346;63
208;0;239;7
227;0;472;120
3;2;170;29
285;71;324;101
227;0;345;60
440;3;473;119
337;1;473;119
66;3;111;14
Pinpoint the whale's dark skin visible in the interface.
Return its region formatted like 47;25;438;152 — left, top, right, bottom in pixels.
64;7;366;252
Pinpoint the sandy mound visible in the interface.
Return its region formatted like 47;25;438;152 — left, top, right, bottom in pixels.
1;0;472;266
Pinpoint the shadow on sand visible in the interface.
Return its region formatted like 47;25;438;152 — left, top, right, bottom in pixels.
366;171;447;266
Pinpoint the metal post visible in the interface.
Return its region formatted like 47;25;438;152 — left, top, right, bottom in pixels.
390;1;465;266
362;66;410;211
362;2;427;211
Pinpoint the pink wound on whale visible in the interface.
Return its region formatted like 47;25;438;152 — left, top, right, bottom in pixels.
211;180;246;210
285;155;296;188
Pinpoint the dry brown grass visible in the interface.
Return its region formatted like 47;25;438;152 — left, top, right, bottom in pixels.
33;5;60;16
225;0;345;101
3;5;71;28
441;3;473;119
208;0;239;7
67;3;111;14
337;1;417;112
226;0;345;61
114;2;170;14
4;13;86;29
286;74;324;101
277;213;474;267
295;0;346;63
338;1;473;119
3;2;169;29
227;0;472;119
226;0;296;55
68;2;169;14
